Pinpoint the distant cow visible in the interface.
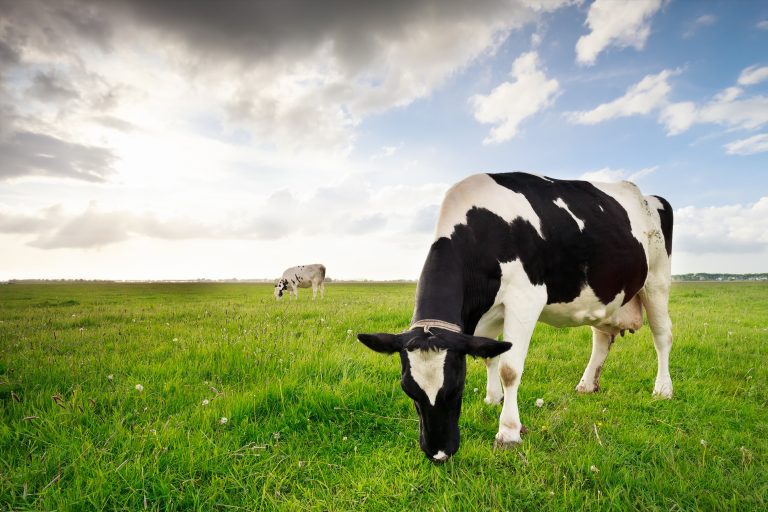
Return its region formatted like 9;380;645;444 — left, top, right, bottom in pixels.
274;264;326;300
358;172;673;462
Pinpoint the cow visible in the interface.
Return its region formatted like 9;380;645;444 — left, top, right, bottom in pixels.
274;264;326;300
358;172;673;462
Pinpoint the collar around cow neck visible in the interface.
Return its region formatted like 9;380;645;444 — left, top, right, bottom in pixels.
409;319;462;335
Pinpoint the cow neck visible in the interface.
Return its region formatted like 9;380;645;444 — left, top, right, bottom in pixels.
412;237;466;332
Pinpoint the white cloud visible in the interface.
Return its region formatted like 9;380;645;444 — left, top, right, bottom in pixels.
738;65;768;86
575;0;663;66
683;14;716;39
758;20;768;30
579;166;657;183
568;65;768;139
471;51;560;144
567;69;676;124
675;197;768;254
724;133;768;155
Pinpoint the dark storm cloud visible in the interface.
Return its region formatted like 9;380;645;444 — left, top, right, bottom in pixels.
0;131;115;182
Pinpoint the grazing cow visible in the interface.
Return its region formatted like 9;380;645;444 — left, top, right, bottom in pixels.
274;264;326;300
358;172;673;462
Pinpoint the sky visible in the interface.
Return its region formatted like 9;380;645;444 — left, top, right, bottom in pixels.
1;0;767;281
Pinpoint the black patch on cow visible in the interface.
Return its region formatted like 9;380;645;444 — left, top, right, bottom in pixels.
413;172;649;334
652;195;674;256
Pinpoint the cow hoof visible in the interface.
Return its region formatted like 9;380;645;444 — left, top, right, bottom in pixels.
653;382;673;399
484;393;503;405
494;424;526;448
575;381;599;393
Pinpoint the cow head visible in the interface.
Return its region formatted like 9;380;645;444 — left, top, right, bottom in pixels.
357;328;511;462
274;279;288;299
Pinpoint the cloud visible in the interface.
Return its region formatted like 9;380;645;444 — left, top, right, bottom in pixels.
0;130;116;182
568;65;768;139
0;0;572;156
579;166;657;183
575;0;663;66
675;197;768;254
567;69;676;124
471;51;560;144
683;14;716;39
724;133;768;155
0;202;213;249
738;65;768;86
758;20;768;30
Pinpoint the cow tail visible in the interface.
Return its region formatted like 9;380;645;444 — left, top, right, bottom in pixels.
319;265;326;280
652;195;673;256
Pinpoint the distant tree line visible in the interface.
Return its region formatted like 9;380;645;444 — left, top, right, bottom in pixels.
673;273;768;281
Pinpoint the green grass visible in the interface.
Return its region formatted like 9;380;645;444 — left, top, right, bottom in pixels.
1;282;766;511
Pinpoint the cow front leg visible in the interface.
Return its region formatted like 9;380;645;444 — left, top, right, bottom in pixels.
494;281;545;447
473;315;504;405
576;327;614;393
320;282;325;299
312;283;318;300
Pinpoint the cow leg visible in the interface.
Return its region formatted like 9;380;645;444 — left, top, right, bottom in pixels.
640;284;673;398
575;328;614;393
312;282;318;300
473;314;504;405
495;276;546;447
320;282;325;299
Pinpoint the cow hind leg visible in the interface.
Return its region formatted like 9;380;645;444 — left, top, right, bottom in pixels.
640;284;673;398
576;328;614;393
320;282;325;299
312;283;318;300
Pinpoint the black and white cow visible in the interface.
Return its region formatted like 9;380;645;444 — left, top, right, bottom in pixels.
274;264;326;300
358;172;673;462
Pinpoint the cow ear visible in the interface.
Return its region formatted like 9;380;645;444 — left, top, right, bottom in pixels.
357;333;403;354
463;336;512;358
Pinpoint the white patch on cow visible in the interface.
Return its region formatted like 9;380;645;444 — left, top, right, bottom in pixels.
407;349;447;406
433;450;449;461
553;197;585;230
539;285;627;331
435;174;544;239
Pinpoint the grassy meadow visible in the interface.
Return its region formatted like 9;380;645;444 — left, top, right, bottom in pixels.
0;281;766;510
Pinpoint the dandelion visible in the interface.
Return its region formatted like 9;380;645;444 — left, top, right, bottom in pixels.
535;398;544;408
219;417;228;424
135;384;144;392
700;439;707;447
107;374;114;381
202;399;209;406
273;432;281;440
473;387;478;393
590;465;599;473
346;329;353;335
342;436;348;441
298;461;304;468
173;337;178;342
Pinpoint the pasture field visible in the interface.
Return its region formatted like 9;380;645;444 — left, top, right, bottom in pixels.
0;281;766;511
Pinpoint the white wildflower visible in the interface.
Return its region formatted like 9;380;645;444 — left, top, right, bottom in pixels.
135;384;144;392
107;374;114;381
202;399;209;406
173;337;178;342
346;329;353;335
535;398;544;408
700;439;707;447
219;417;228;424
473;388;478;393
590;465;599;473
342;436;348;441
